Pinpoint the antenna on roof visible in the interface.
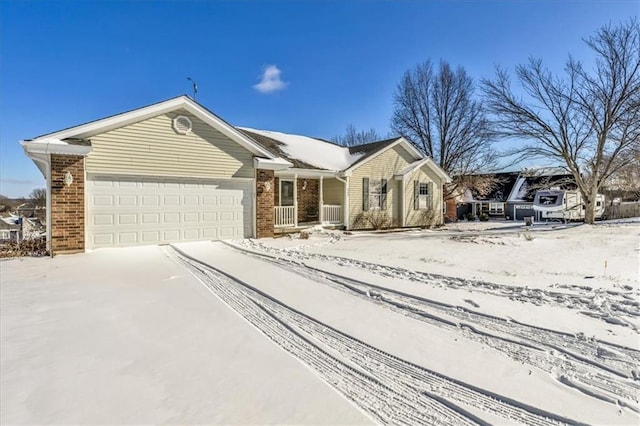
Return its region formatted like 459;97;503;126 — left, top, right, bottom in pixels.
187;77;198;100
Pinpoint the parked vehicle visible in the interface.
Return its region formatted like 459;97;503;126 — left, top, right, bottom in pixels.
533;190;605;222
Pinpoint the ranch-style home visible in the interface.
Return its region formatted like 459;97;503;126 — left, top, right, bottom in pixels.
21;96;450;255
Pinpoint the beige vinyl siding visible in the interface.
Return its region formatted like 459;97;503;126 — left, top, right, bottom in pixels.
404;166;444;227
322;178;344;205
348;144;417;229
86;109;254;178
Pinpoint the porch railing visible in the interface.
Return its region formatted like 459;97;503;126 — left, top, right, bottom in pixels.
323;205;342;224
274;206;295;227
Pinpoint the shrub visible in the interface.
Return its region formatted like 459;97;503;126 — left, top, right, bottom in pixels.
418;209;437;228
479;213;490;221
0;236;48;258
354;210;392;230
466;212;476;221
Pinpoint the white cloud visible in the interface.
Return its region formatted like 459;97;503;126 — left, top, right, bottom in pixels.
253;65;288;94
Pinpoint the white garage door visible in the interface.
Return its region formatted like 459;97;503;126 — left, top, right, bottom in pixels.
87;175;253;248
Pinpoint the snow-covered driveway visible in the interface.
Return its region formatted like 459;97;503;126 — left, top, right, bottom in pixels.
173;240;639;425
0;247;371;425
2;220;638;425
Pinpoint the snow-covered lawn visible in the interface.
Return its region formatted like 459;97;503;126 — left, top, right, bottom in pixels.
1;219;638;425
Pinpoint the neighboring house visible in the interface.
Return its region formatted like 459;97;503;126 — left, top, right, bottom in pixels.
21;96;450;255
0;217;21;243
15;202;46;222
454;169;576;221
456;172;520;220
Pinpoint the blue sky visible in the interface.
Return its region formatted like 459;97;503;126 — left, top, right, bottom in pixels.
0;0;637;198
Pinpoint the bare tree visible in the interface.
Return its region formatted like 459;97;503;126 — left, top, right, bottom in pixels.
333;124;383;146
29;188;46;208
483;20;640;223
602;145;640;200
391;60;496;199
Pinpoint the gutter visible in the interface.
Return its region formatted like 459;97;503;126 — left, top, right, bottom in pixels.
336;175;350;228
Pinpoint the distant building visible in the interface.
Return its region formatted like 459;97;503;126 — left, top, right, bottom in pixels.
0;217;21;243
454;169;576;221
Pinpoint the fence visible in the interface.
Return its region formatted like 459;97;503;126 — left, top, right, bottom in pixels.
605;202;640;220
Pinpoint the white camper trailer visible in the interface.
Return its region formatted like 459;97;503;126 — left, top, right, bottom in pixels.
533;189;605;222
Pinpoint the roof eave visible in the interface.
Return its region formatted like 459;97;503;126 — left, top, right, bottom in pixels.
21;140;92;157
254;157;292;171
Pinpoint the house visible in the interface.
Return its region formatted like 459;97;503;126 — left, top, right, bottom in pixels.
454;169;576;221
455;172;520;220
21;96;451;255
0;217;21;243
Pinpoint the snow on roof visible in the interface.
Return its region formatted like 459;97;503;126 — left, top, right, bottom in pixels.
239;127;364;171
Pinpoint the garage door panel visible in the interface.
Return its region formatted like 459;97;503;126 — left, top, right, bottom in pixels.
164;195;180;205
142;195;160;206
119;214;137;225
202;228;218;239
202;212;218;222
118;195;137;206
118;232;138;245
93;233;114;246
164;213;180;224
88;176;253;248
93;214;114;226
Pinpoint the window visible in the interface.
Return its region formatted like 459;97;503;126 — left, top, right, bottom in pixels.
280;180;294;206
539;195;558;205
363;178;387;210
369;178;383;209
489;203;504;214
414;181;431;210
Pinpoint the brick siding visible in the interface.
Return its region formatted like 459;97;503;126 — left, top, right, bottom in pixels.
297;179;319;222
256;169;275;238
50;154;85;254
445;199;458;221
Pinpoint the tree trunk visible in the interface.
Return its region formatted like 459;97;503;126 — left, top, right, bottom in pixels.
583;185;599;224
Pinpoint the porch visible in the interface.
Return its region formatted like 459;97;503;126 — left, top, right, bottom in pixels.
272;174;346;230
274;204;344;229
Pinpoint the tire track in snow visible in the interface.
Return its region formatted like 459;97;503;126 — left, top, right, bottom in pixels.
234;239;639;332
223;241;640;410
167;245;577;426
165;246;476;425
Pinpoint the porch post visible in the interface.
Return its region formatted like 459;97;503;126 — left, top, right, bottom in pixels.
319;176;324;224
343;177;350;228
293;174;298;227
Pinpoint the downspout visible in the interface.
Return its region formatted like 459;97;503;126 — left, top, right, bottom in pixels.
293;174;298;228
336;175;349;229
401;176;407;227
319;176;324;224
46;157;52;255
252;168;257;238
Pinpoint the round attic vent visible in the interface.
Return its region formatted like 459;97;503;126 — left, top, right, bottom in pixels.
172;115;192;134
